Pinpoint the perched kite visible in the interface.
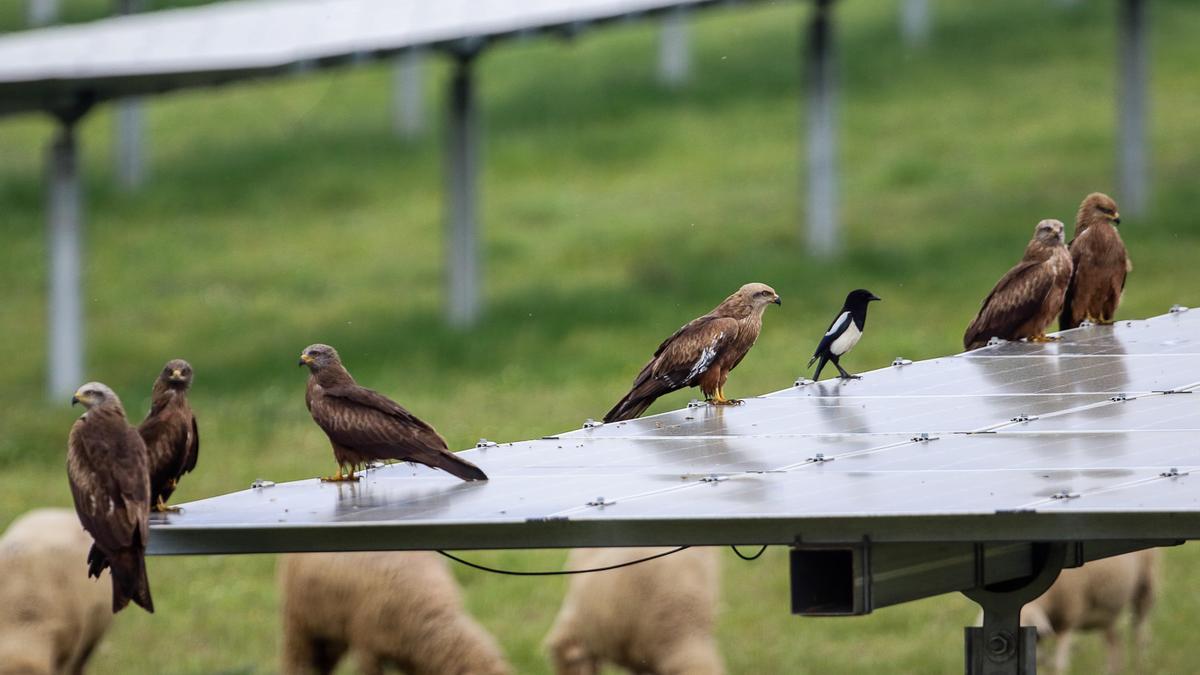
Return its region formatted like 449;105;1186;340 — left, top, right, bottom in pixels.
808;289;881;380
67;382;154;614
1060;192;1130;329
603;282;781;423
138;359;199;512
964;219;1073;351
299;344;487;482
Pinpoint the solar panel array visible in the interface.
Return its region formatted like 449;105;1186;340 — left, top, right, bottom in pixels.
0;0;739;115
150;309;1200;555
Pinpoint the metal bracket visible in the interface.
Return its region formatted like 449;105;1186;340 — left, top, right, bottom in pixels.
1170;304;1189;314
586;496;615;507
581;419;603;429
891;357;913;367
963;542;1067;675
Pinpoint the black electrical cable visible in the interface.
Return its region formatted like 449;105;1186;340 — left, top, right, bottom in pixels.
436;546;691;576
730;544;768;560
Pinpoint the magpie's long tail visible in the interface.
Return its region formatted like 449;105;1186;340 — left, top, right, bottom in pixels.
811;355;829;381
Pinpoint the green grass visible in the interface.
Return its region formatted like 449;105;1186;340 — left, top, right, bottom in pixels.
2;0;1200;672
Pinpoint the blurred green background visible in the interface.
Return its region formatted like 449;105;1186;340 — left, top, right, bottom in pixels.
2;0;1199;672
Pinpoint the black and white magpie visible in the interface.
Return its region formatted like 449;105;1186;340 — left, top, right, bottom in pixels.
808;289;881;380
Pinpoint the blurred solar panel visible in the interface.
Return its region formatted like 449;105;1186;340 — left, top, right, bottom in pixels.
0;0;747;115
150;309;1200;555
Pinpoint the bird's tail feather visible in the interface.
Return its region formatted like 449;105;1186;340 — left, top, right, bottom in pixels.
1059;289;1077;331
603;377;671;423
603;394;656;423
87;543;110;578
110;546;153;614
811;356;828;381
807;355;817;369
430;451;489;482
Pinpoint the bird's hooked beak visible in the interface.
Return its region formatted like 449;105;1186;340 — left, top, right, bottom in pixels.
1112;212;1121;225
772;295;782;306
71;394;80;406
168;368;185;382
299;353;314;367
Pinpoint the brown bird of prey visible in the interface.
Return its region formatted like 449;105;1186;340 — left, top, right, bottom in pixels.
299;344;488;482
604;282;781;423
138;359;199;513
964;219;1073;351
1060;192;1131;329
67;382;154;614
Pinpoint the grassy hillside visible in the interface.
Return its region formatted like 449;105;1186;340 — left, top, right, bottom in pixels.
1;1;1198;672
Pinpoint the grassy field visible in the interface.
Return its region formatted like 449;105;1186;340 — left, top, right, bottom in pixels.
2;1;1199;672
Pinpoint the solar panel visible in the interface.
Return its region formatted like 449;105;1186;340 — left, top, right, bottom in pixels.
149;309;1200;556
0;0;744;115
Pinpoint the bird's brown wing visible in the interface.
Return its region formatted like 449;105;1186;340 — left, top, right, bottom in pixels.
68;422;150;556
313;384;486;480
139;404;196;500
964;259;1056;349
183;413;199;475
604;315;740;422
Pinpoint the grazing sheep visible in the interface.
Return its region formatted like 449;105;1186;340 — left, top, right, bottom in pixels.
0;508;113;675
544;547;723;675
278;551;511;675
1021;548;1160;674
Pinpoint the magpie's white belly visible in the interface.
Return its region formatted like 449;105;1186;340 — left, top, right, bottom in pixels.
830;323;862;356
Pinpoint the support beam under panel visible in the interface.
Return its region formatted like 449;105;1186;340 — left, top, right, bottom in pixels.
47;122;84;401
394;49;426;138
804;0;839;257
658;7;691;87
28;0;58;26
445;53;481;328
963;544;1067;675
899;0;930;48
1117;0;1149;217
115;0;148;190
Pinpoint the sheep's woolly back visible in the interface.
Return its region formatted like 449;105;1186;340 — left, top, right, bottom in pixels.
1024;548;1160;634
544;547;723;675
1020;548;1160;674
279;551;511;675
0;509;113;675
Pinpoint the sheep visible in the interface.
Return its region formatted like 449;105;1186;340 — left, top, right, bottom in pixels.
0;508;113;675
543;547;723;675
1021;548;1160;674
278;551;512;675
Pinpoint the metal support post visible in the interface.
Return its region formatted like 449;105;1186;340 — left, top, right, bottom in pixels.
658;7;690;87
393;49;426;138
900;0;930;48
963;543;1067;675
116;0;147;190
47;121;85;400
805;0;839;257
445;52;482;327
28;0;58;26
1117;0;1149;217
